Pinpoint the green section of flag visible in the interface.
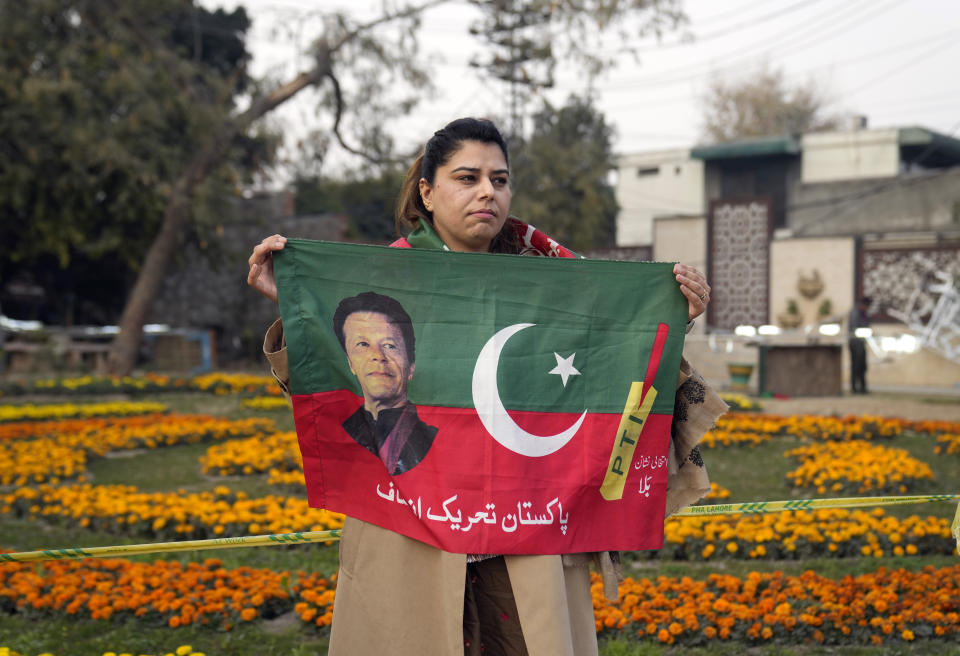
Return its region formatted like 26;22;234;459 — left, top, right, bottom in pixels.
275;240;687;415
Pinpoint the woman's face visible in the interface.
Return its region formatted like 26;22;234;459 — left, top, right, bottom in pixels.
419;140;511;253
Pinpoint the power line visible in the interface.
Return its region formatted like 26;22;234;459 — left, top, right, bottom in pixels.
843;37;960;98
629;0;829;54
692;0;801;26
603;0;901;89
597;27;960;111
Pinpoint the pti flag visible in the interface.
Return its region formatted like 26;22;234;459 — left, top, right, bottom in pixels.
275;239;688;555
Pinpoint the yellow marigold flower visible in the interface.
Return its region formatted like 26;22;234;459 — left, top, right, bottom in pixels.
176;647;193;656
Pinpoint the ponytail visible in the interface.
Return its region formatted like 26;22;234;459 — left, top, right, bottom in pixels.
395;153;429;236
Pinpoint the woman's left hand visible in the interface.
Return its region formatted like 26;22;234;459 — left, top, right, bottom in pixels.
674;263;711;322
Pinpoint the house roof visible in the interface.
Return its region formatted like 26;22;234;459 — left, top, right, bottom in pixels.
898;127;960;167
690;135;800;160
687;127;960;166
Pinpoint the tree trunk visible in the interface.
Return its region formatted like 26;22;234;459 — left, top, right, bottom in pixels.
105;64;330;376
104;159;220;375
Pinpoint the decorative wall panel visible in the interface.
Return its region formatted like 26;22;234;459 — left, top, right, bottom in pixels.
861;247;960;320
708;199;771;330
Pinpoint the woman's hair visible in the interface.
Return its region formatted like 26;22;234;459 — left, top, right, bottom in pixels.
395;118;519;254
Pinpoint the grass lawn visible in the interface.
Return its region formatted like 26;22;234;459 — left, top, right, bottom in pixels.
1;390;958;655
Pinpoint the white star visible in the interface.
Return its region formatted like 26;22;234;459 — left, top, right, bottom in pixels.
549;352;581;387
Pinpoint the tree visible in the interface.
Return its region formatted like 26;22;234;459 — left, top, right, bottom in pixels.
4;0;684;374
294;169;406;244
701;63;839;143
0;0;268;325
509;95;618;251
469;0;685;138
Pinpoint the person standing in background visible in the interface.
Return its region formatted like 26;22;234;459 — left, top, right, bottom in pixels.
848;296;871;394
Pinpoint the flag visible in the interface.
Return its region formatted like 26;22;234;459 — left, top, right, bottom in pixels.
276;239;688;554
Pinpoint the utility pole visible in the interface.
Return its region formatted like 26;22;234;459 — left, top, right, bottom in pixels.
468;0;554;140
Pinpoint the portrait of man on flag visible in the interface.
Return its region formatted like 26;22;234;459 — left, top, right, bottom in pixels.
333;291;439;475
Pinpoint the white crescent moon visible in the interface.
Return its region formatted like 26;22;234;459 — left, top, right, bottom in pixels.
472;323;587;457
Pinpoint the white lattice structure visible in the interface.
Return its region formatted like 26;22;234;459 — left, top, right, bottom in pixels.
888;270;960;364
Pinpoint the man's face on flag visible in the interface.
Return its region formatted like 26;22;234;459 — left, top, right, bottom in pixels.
342;311;415;414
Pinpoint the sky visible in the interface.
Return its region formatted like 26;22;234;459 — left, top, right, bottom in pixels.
203;0;960;179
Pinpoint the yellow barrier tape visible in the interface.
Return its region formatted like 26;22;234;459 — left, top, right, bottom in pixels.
672;494;960;516
2;495;957;563
0;529;341;563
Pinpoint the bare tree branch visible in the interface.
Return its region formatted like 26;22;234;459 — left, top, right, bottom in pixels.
330;0;447;53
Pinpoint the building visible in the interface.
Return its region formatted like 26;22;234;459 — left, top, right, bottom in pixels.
615;123;960;392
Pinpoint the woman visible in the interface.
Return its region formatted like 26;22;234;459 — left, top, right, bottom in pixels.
248;118;726;656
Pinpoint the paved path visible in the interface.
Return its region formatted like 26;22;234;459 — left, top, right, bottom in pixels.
756;392;960;421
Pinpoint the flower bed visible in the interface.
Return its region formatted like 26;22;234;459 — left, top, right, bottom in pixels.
1;484;343;539
703;482;731;501
200;433;300;477
0;441;88;487
2;556;957;647
702;414;905;449
0;416;275;486
934;433;960;455
594;565;960;646
266;469;306;489
0;556;331;632
0;402;167;423
785;441;934;495
660;508;954;560
0;373;281;397
5;495;950;563
240;397;290;411
718;393;762;412
0;646;204;656
1;415;275;452
903;419;960;436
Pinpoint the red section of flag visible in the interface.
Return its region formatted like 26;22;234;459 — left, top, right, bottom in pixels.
642;323;670;400
293;390;672;554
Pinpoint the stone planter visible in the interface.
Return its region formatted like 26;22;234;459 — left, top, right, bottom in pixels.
727;362;755;390
778;313;803;329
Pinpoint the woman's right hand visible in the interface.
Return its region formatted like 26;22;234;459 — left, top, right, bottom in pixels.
247;234;287;304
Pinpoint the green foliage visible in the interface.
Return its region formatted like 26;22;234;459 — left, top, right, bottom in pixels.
510;95;619;251
294;170;406;244
0;0;270;324
468;0;685;87
0;614;330;656
467;0;684;136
